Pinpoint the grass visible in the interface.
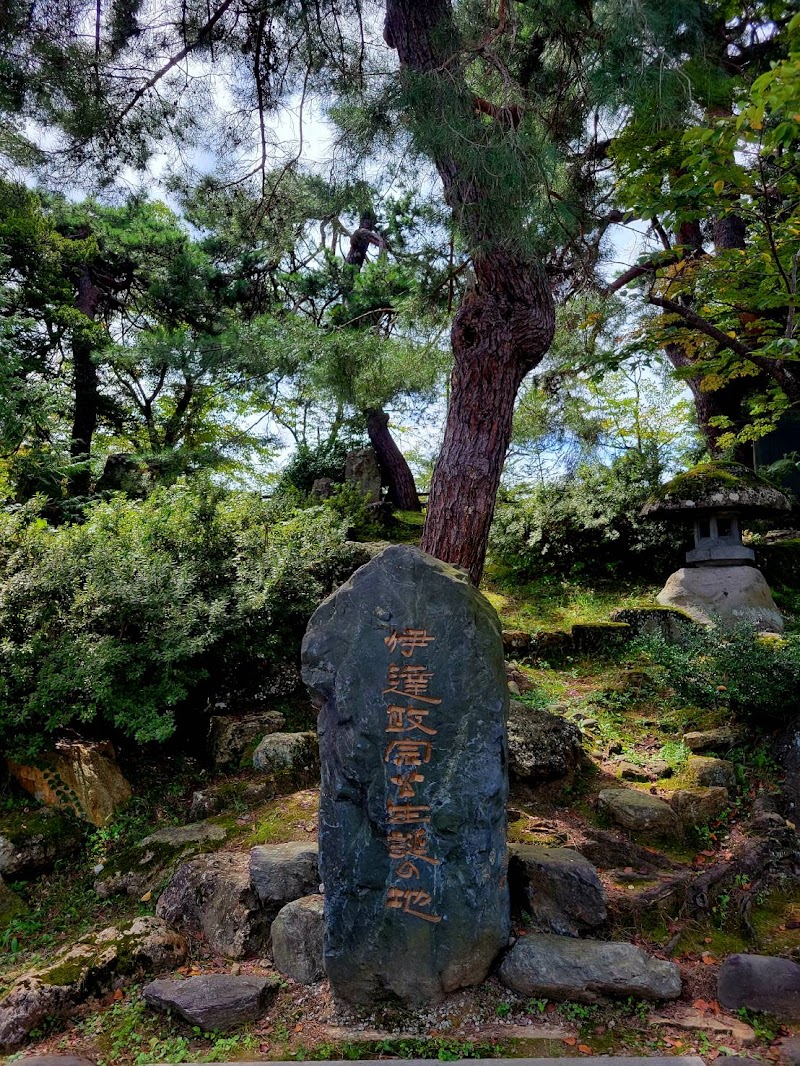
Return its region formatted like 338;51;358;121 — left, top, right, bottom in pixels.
481;572;660;634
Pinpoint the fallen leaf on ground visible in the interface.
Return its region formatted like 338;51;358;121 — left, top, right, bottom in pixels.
578;1046;593;1055
702;954;718;965
564;1037;577;1046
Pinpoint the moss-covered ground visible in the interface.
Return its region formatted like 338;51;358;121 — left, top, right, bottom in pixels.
3;570;799;1063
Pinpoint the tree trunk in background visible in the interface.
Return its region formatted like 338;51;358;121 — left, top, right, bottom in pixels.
69;265;101;497
385;0;555;584
366;408;421;511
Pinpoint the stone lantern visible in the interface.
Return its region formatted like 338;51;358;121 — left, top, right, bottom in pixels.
641;462;791;633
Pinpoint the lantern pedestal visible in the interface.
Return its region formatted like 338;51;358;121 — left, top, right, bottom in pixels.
657;565;783;633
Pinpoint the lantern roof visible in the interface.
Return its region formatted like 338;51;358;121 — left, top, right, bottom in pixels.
641;461;791;522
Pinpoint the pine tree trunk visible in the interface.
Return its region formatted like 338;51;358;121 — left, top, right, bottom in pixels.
366;408;420;511
385;0;556;584
69;266;101;497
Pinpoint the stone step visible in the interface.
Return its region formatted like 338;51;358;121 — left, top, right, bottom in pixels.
148;1059;707;1066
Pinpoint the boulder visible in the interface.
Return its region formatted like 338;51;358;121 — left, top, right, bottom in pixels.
249;842;320;919
0;916;186;1051
95;820;231;900
508;844;606;936
502;631;531;657
156;852;269;959
507;701;584;785
270;894;325;985
686;755;737;791
683;728;738;753
609;606;694;640
311;477;335;499
0;809;83;879
598;789;682;837
344;447;382;503
657;565;783;633
208;711;286;768
8;739;131;827
189;780;275;821
498;933;682;1003
670;786;730;827
302;543;509;1007
143;974;278;1030
718;953;800;1019
252;732;319;790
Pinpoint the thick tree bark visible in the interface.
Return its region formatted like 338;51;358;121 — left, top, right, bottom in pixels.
385;0;556;584
366;407;420;511
69;265;101;497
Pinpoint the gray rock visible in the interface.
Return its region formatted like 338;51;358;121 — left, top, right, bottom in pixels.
686;755;737;791
508;845;606;936
189;780;276;821
311;477;335;498
718;953;800;1019
143;974;278;1030
208;712;286;768
598;789;682;836
498;933;682;1003
345;447;382;503
94;820;231;900
614;760;650;783
156;853;269;959
302;544;509;1007
670;786;730;827
0;809;83;879
609;606;695;640
249;842;320;919
683;728;738;753
657;565;783;633
270;894;325;984
0;916;186;1051
13;1058;96;1066
507;701;584;785
252;732;319;787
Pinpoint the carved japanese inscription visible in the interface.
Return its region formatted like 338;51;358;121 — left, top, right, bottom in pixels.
302;544;509;1006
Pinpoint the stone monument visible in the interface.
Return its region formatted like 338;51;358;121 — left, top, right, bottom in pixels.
301;544;509;1006
641;461;790;632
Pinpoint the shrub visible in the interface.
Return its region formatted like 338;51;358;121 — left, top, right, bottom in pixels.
274;438;357;495
0;480;359;758
489;453;683;580
635;623;800;725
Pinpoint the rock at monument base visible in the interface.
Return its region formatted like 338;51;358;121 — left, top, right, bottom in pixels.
302;544;509;1007
208;711;286;767
657;565;784;633
0;916;186;1051
718;953;800;1019
156;853;268;959
249;842;320;919
271;894;325;984
598;789;682;837
11;1057;96;1066
507;701;584;786
252;732;320;788
685;755;737;792
143;974;278;1030
683;728;738;753
0;808;83;879
508;845;606;936
670;786;730;827
8;739;131;827
498;933;682;1003
94;819;231;899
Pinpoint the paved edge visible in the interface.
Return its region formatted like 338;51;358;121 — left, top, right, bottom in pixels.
147;1059;708;1066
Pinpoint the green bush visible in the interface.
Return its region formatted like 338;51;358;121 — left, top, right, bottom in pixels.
275;439;357;495
635;623;800;725
0;480;359;758
489;453;683;580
